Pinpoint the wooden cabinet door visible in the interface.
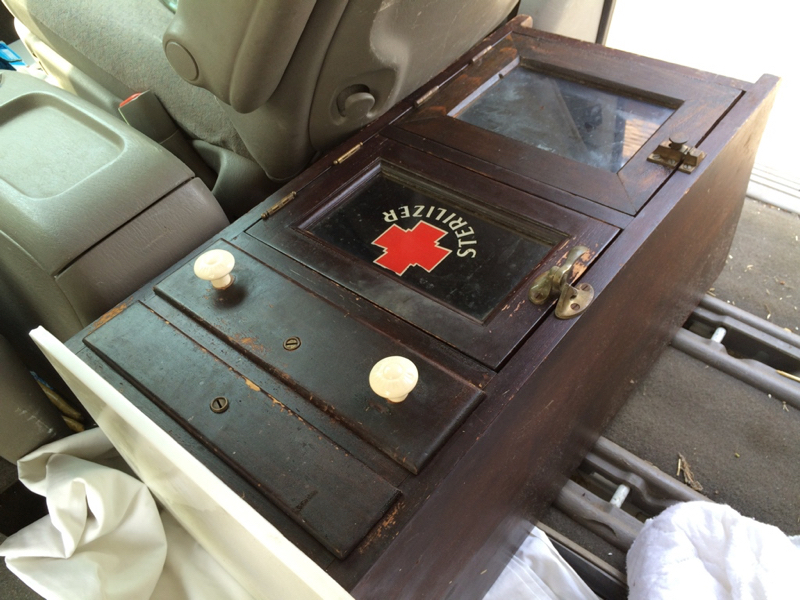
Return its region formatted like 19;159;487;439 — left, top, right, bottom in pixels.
390;25;742;215
250;138;617;369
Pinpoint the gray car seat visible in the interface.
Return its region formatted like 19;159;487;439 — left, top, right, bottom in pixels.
0;0;517;459
3;0;517;198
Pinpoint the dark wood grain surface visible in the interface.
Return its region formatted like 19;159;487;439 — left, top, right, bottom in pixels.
85;303;400;559
152;244;486;475
252;138;618;368
350;73;779;599
64;16;778;598
397;23;743;215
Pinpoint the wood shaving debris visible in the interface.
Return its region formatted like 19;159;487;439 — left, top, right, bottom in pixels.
783;402;790;412
677;453;703;492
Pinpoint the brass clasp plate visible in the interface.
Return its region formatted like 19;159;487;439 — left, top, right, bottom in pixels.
529;245;595;319
555;282;595;319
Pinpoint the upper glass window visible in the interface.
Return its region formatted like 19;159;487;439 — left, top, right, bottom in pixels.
456;67;674;173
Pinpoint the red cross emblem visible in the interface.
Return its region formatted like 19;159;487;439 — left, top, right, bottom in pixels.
372;221;451;276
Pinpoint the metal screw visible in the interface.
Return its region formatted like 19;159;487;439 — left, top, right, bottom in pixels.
570;303;581;311
283;337;301;351
210;396;229;413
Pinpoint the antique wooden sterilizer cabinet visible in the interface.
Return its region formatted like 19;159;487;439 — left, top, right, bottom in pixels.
63;17;777;599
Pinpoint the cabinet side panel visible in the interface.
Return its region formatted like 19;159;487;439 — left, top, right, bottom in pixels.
350;76;778;599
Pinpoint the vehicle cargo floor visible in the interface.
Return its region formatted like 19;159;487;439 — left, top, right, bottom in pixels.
541;197;800;573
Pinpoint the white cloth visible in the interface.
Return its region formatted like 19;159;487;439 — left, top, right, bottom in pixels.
15;430;798;600
0;429;255;600
627;501;800;600
483;527;599;600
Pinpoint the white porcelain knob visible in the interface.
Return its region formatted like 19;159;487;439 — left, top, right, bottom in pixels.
194;249;235;289
369;356;418;403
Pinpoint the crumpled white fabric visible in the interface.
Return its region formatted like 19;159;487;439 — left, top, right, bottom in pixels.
483;527;599;600
0;428;255;600
627;501;800;600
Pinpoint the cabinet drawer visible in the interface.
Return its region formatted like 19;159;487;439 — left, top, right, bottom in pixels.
84;303;399;559
149;246;484;476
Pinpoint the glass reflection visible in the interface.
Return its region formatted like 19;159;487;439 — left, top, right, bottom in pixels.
308;174;553;320
457;67;674;172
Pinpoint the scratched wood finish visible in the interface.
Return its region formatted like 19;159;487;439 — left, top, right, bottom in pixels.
347;74;779;599
251;139;618;369
84;303;399;559
394;24;741;215
65;16;778;599
384;124;634;229
154;246;485;475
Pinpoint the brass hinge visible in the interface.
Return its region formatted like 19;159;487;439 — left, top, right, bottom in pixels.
470;46;492;64
333;142;363;165
647;137;706;174
529;245;595;319
414;85;440;107
261;191;296;220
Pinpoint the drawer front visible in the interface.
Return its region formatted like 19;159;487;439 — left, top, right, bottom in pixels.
85;303;399;559
151;245;484;475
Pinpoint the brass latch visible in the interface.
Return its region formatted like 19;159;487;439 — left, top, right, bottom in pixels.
529;245;595;320
647;137;706;174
